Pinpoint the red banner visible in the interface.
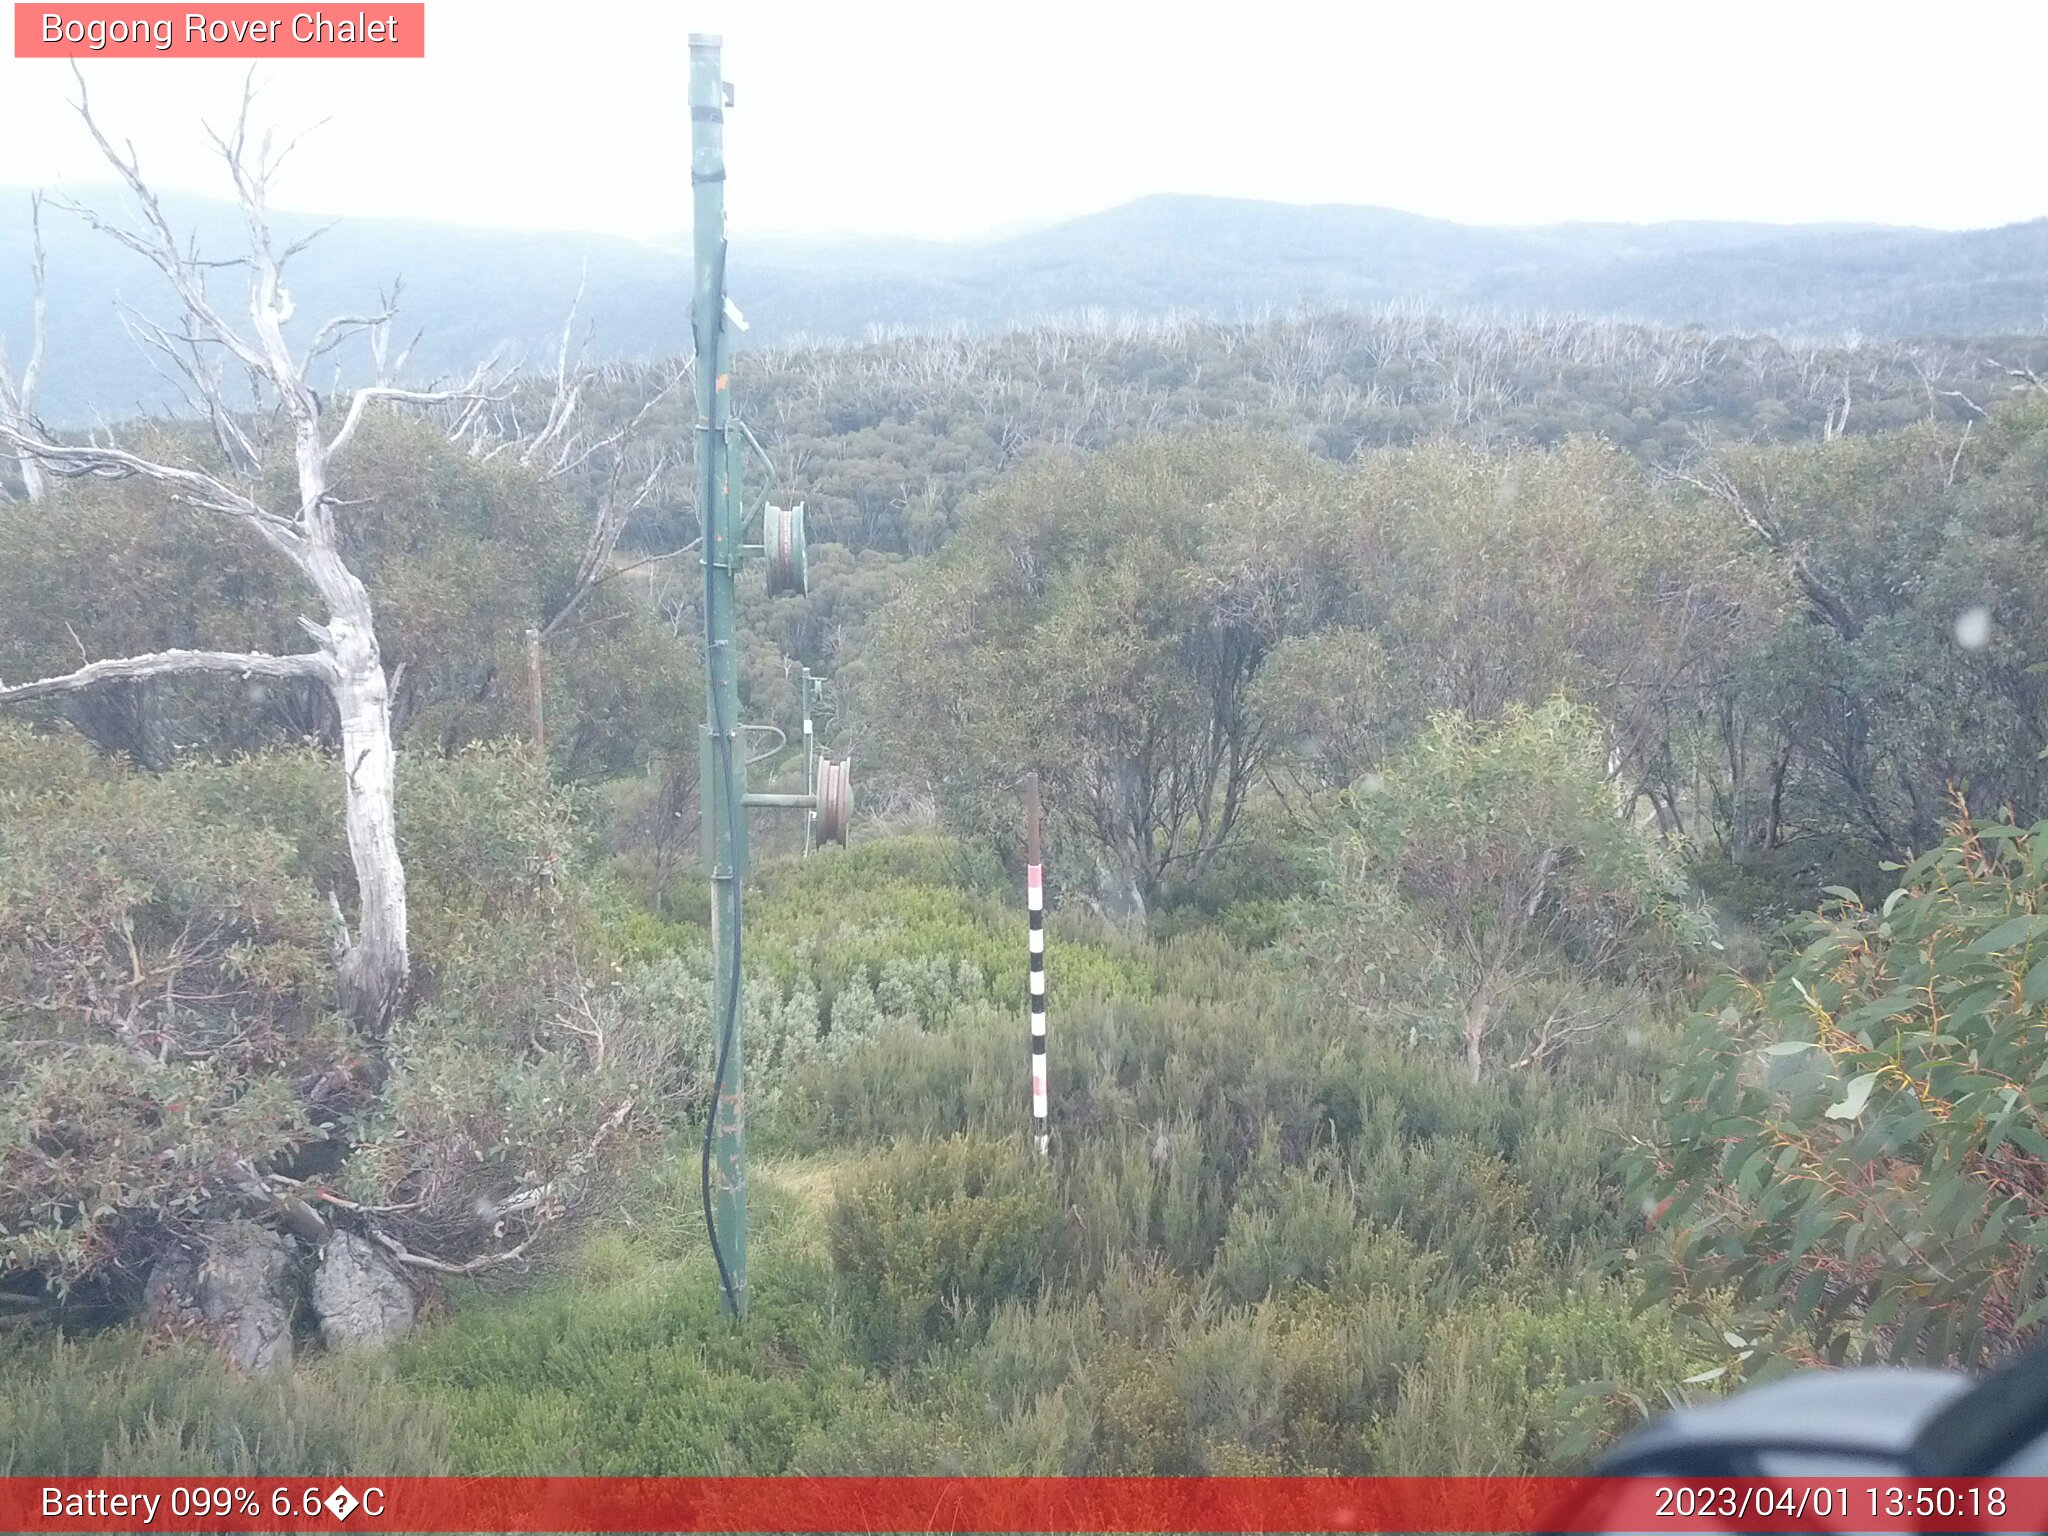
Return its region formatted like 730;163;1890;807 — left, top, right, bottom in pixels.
8;1476;2048;1532
13;4;425;58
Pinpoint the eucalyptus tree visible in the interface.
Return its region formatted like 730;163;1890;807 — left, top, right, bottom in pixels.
874;433;1347;923
0;84;520;1034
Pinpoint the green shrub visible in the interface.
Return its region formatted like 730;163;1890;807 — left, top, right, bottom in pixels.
325;747;644;1260
777;1018;1016;1148
1164;1299;1400;1473
1209;1165;1443;1306
0;724;340;1290
975;1294;1105;1422
400;1239;862;1474
1320;700;1696;1080
828;1136;1065;1369
0;1334;451;1476
1087;1339;1197;1473
788;1397;984;1475
0;724;655;1293
1366;1287;1692;1473
1151;804;1327;949
1639;811;2048;1374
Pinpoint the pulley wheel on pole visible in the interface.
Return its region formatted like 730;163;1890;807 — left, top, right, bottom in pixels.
815;756;852;846
763;502;809;596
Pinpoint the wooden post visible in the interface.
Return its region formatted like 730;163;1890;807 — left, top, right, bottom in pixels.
802;670;816;856
1025;772;1047;1154
525;627;545;755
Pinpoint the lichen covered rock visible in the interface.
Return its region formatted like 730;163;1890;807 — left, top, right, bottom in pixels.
312;1230;415;1350
197;1225;296;1374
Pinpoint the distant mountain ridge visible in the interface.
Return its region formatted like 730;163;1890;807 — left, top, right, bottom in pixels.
0;190;2042;422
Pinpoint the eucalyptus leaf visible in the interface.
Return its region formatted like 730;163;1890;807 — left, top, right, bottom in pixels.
1971;914;2048;954
2024;954;2048;1006
1824;1071;1880;1120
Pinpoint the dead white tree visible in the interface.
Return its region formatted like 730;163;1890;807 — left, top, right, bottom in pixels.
441;281;693;649
0;77;502;1036
0;192;48;502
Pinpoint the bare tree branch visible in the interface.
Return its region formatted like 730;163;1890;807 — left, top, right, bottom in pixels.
362;1095;633;1274
327;365;502;461
603;536;702;584
1662;461;1862;641
0;191;49;501
15;193;45;408
232;1158;332;1244
0;646;331;704
57;68;272;380
516;267;590;474
301;283;401;373
113;300;268;472
539;450;671;641
0;418;302;547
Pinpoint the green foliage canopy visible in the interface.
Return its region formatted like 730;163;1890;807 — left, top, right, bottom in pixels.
0;414;694;782
873;433;1348;915
1333;701;1691;1079
1639;811;2048;1375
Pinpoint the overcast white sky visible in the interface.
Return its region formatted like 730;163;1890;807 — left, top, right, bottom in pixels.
2;0;2043;242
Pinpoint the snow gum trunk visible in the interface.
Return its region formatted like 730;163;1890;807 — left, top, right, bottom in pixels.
323;575;409;1034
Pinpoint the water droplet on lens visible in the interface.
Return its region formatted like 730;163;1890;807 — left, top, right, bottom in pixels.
1956;606;1992;651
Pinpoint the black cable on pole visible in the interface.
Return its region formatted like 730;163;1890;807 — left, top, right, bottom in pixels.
698;238;742;1316
701;739;742;1313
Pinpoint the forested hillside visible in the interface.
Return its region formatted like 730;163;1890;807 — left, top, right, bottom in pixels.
11;265;2048;1474
575;311;2048;916
4;188;2045;420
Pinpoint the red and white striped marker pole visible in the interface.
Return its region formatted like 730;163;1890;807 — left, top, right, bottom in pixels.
1025;772;1048;1155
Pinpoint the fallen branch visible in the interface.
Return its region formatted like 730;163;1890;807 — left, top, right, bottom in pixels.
232;1158;331;1244
264;1171;420;1217
360;1096;635;1274
367;1225;547;1276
